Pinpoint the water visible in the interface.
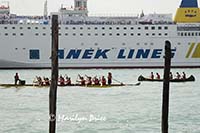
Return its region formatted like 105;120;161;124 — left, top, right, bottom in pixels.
0;69;200;133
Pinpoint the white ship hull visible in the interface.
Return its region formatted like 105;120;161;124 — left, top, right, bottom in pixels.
0;24;200;69
1;0;200;69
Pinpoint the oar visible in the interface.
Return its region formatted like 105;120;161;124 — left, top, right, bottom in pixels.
124;82;141;86
112;78;124;85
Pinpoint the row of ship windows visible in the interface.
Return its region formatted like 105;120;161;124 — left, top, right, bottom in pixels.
1;26;169;30
0;32;169;36
178;32;200;36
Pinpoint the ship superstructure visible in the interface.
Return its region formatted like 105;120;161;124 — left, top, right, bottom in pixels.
0;0;200;69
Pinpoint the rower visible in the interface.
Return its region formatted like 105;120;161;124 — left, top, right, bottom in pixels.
175;72;181;79
107;72;112;85
65;77;71;85
44;77;50;85
65;76;72;85
101;76;106;85
93;76;100;85
156;73;160;79
182;72;186;79
14;73;19;85
77;75;85;85
150;72;154;79
59;75;65;86
86;76;92;85
169;72;173;79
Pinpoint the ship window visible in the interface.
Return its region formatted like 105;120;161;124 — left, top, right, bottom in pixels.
102;33;105;36
191;33;194;36
137;43;140;45
181;33;184;36
35;27;38;29
164;26;168;30
65;27;68;30
150;43;154;45
80;33;83;36
123;33;127;36
102;27;105;30
152;33;155;36
130;33;134;36
59;33;61;36
144;43;147;45
43;27;46;29
109;27;112;30
116;27;120;30
109;33;112;36
151;27;155;30
158;27;162;30
65;33;68;36
4;27;7;29
158;33;162;36
35;33;39;36
138;27;141;30
199;33;200;36
13;33;16;36
137;33;141;36
165;33;168;36
146;33;149;36
73;33;76;36
130;27;134;30
124;27;127;30
95;33;98;36
188;33;191;36
27;27;31;29
30;49;40;59
80;27;83;30
20;33;24;36
5;33;8;36
116;33;120;36
43;33;46;36
88;33;91;36
87;27;91;30
185;33;187;36
195;33;198;36
145;27;148;30
73;27;76;30
12;27;15;29
94;27;98;30
20;27;23;29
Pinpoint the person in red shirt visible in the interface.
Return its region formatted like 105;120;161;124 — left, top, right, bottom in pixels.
156;73;160;79
101;76;106;85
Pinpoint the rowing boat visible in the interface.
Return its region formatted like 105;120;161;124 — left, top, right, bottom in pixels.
138;75;195;82
0;82;141;88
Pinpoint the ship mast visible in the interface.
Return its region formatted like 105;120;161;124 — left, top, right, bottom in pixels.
43;0;48;18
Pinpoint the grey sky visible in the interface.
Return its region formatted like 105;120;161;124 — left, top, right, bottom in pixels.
7;0;183;16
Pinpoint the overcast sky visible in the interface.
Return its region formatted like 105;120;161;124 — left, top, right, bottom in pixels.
6;0;183;16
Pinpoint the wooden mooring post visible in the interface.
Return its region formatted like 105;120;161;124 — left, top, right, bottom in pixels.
162;41;171;133
49;15;59;133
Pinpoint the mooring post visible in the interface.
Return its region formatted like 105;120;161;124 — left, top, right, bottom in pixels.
49;15;59;133
162;40;171;133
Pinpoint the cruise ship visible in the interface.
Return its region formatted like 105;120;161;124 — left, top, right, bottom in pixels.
0;0;200;69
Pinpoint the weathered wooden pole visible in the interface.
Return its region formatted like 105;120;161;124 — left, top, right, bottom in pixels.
49;15;59;133
162;40;171;133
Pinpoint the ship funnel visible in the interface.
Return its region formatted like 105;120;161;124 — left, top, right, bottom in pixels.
174;0;200;23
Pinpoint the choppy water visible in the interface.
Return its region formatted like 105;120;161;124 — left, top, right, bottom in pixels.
0;69;200;133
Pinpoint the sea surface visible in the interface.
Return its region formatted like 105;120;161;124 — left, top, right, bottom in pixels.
0;69;200;133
